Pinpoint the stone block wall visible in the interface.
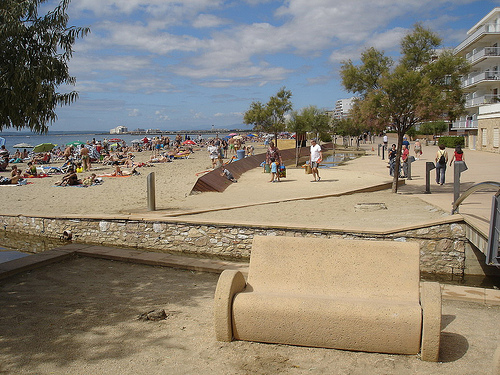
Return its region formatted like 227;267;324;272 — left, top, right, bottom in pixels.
0;215;467;275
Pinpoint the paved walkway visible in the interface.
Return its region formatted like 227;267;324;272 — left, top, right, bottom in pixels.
359;136;500;235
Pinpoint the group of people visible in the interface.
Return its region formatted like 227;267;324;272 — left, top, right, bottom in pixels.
387;136;466;185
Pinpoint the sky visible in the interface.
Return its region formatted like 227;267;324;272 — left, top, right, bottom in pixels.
34;0;500;132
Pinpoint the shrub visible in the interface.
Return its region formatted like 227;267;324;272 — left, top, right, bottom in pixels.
438;136;465;148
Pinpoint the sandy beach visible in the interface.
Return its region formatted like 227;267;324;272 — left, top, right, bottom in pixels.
0;141;449;230
2;140;500;374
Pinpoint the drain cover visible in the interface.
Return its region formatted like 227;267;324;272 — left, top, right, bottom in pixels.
354;203;387;212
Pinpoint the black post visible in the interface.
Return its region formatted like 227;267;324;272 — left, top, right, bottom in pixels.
425;162;436;194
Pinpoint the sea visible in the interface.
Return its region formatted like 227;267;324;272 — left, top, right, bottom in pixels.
0;131;235;150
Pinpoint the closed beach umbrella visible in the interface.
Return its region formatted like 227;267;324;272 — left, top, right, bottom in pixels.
33;143;56;153
0;137;5;146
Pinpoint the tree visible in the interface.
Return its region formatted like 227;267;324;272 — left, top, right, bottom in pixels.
243;87;293;144
287;105;330;165
340;24;469;192
419;121;448;144
0;0;90;133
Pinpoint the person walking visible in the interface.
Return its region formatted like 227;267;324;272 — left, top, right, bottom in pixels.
414;139;422;160
309;139;323;182
435;144;448;185
449;145;465;166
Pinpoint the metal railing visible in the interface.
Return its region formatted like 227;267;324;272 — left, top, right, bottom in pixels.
466;46;500;63
452;181;500;214
456;23;500;53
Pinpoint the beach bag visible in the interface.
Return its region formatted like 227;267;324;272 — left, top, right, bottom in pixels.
438;151;446;165
279;165;286;178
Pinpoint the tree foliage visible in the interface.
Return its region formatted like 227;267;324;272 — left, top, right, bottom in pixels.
0;0;89;133
419;120;448;140
340;24;469;192
243;87;293;142
287;105;330;136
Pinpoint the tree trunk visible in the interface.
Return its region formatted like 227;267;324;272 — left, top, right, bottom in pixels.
391;132;405;193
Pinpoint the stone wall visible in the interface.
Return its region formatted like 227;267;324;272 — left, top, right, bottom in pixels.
0;214;467;275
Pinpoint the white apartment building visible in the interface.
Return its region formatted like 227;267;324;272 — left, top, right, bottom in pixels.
333;97;357;119
454;7;500;153
110;126;128;134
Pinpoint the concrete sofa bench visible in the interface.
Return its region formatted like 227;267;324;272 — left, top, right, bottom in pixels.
214;236;441;361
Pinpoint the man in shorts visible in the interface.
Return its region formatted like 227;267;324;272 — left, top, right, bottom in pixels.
309;139;323;182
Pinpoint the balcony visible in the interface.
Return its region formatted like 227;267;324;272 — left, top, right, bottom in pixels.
456;22;500;53
462;71;500;88
465;94;500;108
451;119;478;129
467;46;500;64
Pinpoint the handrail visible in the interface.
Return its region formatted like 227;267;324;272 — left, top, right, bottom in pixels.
452;181;500;214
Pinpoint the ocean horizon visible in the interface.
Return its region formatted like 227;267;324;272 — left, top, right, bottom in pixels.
0;129;257;150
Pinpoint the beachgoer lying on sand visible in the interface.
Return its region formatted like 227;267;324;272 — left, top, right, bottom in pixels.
55;167;82;186
0;170;25;185
82;173;97;186
149;154;169;163
113;165;139;176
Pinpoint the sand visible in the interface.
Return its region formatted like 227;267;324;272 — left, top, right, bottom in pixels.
0;143;448;230
0;256;499;375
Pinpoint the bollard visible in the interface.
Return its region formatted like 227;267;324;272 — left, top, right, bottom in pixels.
425;162;436;194
453;161;468;212
378;144;381;156
382;145;385;160
406;156;416;180
147;172;156;211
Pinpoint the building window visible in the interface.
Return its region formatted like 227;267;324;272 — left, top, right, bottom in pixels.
482;128;488;147
494;128;500;148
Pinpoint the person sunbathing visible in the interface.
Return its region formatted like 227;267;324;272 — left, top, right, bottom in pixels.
0;170;25;185
82;173;97;186
56;167;82;186
112;165;139;176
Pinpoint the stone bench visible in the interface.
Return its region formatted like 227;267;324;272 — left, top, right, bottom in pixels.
214;235;441;361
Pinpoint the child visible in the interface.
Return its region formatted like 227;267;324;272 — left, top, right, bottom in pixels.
269;157;280;182
220;168;237;182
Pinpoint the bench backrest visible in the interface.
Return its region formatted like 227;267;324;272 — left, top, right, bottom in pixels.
247;236;420;302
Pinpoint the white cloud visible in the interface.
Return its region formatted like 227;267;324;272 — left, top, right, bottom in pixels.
128;108;140;117
193;14;230;28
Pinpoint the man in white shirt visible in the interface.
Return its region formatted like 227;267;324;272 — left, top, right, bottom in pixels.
309;139;323;182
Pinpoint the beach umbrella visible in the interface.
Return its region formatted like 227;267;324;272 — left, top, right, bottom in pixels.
13;143;34;148
233;135;243;140
66;140;85;147
183;140;196;145
109;138;123;142
131;139;142;144
32;143;56;153
228;133;238;136
247;133;256;137
0;137;5;147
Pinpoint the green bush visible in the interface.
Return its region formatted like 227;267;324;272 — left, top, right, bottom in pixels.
319;133;332;142
438;136;465;148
